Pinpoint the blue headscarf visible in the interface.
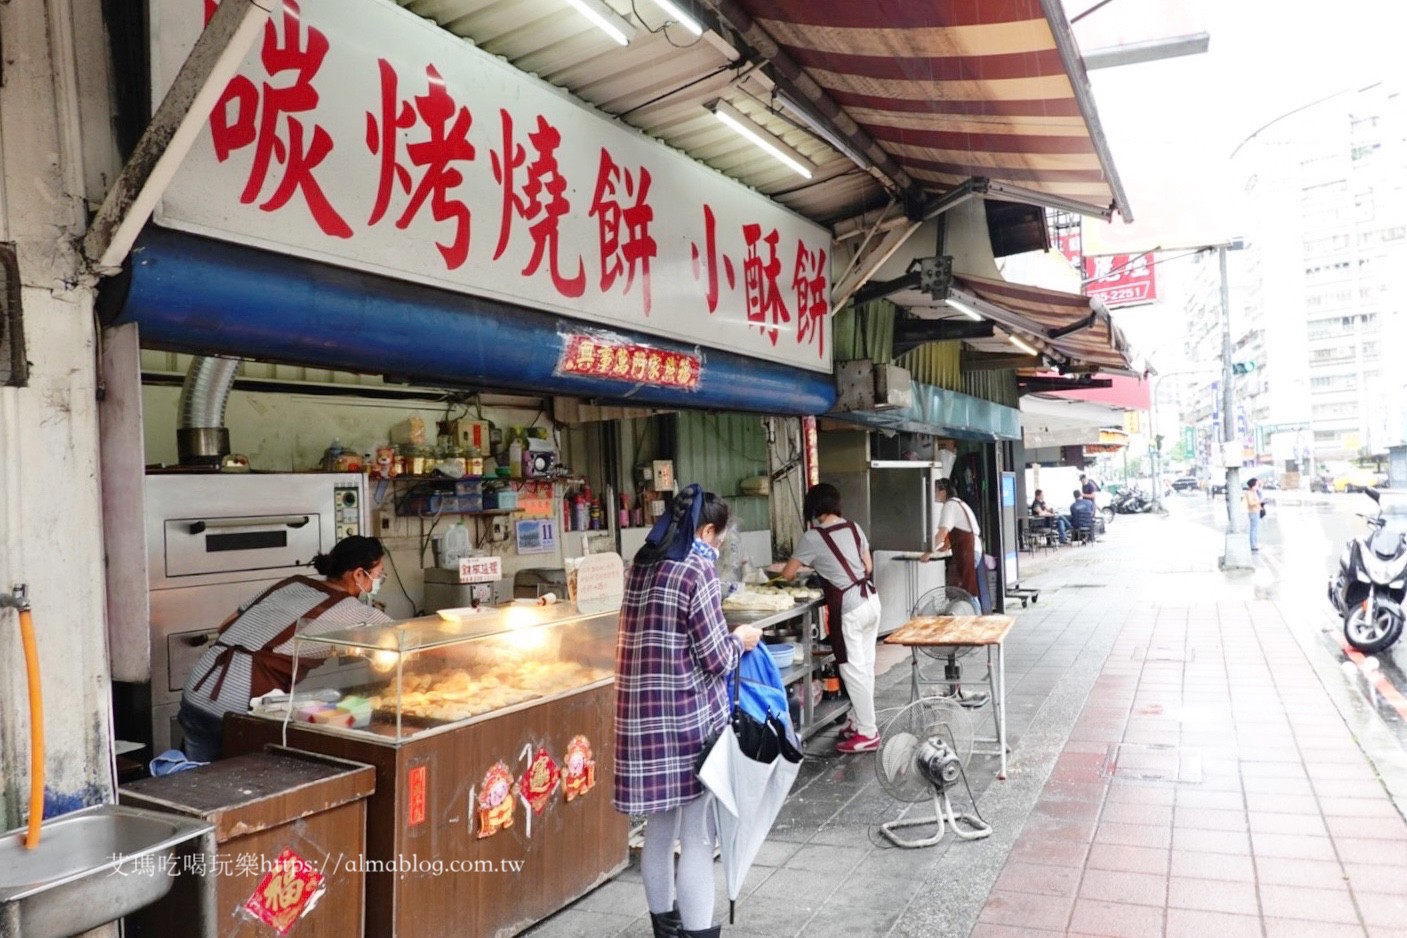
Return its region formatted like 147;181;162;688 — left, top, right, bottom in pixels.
635;483;704;565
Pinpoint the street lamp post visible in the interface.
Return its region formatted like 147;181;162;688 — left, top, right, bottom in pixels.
1219;244;1253;568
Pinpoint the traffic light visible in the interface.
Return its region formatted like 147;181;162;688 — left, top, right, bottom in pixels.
1232;360;1257;375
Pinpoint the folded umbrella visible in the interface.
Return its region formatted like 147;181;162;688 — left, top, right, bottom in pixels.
698;682;802;922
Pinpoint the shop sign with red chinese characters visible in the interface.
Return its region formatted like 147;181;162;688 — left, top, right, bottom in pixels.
1082;253;1157;307
152;0;832;373
558;332;701;390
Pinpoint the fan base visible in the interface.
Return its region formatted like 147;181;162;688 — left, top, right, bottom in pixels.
879;791;993;849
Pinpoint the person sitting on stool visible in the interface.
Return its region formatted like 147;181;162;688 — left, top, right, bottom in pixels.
1030;489;1071;544
1069;489;1096;540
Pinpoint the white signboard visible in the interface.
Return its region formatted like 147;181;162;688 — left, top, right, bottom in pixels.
458;555;502;584
574;552;625;615
152;0;832;373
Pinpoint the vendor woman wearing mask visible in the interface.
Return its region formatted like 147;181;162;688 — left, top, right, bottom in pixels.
178;535;393;762
778;483;882;754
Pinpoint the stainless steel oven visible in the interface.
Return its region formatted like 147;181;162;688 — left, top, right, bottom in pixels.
144;472;367;751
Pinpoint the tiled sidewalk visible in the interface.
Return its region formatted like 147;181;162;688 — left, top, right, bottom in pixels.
976;596;1407;938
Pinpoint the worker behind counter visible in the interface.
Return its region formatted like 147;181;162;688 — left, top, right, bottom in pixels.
177;535;394;762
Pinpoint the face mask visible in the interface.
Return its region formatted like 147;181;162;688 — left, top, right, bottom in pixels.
362;570;384;601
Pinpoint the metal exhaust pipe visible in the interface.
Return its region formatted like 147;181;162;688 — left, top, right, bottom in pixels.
176;356;239;466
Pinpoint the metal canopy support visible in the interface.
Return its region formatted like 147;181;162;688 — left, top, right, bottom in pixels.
983;179;1115;222
853;271;920;306
1017;376;1113;394
706;0;913;197
963;353;1042;371
831;181;983;310
946;287;1068;367
894;318;995;349
1037;0;1134;222
82;0;272;273
1047;312;1100;340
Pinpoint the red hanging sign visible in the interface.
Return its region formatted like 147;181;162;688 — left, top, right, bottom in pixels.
558;333;701;390
407;764;428;826
519;747;561;815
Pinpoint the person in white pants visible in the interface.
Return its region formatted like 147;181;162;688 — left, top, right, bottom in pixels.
779;484;883;753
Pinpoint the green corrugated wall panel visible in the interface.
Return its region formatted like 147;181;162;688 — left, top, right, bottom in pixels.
833;300;895;362
673;412;770;532
963;369;1019;407
896;341;962;390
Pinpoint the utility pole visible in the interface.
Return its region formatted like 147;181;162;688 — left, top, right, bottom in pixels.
1220;243;1253;568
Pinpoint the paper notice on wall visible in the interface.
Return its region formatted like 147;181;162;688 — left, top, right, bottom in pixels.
574;553;624;614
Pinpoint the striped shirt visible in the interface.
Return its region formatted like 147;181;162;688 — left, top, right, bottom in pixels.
613;541;742;815
182;577;392;717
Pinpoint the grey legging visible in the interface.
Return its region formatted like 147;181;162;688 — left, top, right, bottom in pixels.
641;794;716;930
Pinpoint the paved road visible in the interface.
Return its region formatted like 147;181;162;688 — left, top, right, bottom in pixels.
1173;489;1407;743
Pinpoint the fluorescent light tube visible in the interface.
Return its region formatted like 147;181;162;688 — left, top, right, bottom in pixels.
562;0;633;45
946;298;984;321
711;101;816;180
1010;335;1040;356
646;0;702;35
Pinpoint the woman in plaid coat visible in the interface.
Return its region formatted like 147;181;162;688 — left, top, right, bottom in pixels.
614;487;762;938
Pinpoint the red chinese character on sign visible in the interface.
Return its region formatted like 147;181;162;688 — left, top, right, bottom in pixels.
742;224;790;345
490;111;585;297
690;205;736;314
792;241;828;358
208;0;352;239
365;60;476;268
589;150;657;315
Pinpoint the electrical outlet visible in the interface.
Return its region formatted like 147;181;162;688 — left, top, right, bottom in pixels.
492;518;510;542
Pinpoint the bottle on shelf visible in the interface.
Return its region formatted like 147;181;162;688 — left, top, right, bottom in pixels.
508;438;523;479
821;663;841;700
589;497;603;530
573;486;591;532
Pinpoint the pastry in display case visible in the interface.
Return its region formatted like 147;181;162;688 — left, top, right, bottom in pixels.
254;602;616;742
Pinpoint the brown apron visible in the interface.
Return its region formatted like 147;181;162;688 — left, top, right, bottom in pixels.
815;521;875;667
945;499;981;597
191;576;346;704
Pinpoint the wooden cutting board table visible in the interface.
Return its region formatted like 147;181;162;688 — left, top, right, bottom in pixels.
885;614;1016;647
885;614;1016;778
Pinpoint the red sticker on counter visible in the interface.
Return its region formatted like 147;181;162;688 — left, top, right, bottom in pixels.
563;735;596;801
477;761;516;839
407;764;428;826
520;747;560;815
243;849;325;935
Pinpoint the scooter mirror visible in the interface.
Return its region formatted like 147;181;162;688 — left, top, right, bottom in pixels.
1366;487;1381;503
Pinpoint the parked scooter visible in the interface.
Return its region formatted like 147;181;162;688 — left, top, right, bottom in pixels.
1329;487;1407;653
1112;488;1154;514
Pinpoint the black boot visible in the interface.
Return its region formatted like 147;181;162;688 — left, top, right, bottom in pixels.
650;909;682;938
681;927;721;938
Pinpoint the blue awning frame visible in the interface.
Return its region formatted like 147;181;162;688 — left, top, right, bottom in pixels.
99;227;837;416
827;381;1021;441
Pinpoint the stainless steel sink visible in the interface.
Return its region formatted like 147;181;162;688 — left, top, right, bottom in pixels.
0;804;212;938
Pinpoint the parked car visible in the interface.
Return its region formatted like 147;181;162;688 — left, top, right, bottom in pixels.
1172;477;1200;493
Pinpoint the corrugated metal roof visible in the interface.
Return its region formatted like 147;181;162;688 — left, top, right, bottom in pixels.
393;0;1127;228
396;0;887;225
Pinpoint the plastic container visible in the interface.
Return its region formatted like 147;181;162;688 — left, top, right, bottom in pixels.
766;643;798;670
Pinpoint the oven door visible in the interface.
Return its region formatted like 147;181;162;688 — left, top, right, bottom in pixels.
163;512;325;579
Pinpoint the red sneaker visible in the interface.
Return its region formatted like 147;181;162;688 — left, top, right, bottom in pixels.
837;720;858;740
835;733;881;754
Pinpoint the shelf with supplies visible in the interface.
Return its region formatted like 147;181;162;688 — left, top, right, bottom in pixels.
391;475;555;517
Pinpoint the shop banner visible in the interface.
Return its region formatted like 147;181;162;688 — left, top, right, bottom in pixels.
1082;253;1156;307
152;0;832;372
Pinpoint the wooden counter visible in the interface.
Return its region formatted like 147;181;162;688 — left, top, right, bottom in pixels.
225;681;626;938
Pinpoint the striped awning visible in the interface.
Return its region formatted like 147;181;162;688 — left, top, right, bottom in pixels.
742;0;1131;220
952;274;1133;372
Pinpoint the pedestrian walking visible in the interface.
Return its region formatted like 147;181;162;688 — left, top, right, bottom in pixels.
779;483;882;754
614;484;762;938
1245;477;1265;552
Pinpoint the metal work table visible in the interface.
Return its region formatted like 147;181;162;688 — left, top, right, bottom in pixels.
885;614;1015;779
724;599;842;740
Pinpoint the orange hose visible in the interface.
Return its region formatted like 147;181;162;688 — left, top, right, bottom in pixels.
18;608;42;848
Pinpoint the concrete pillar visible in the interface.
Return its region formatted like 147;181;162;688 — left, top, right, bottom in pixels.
0;0;116;828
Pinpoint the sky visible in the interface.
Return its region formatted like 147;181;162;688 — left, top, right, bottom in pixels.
1062;0;1407;366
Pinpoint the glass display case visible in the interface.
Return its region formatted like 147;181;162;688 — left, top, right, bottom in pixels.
256;603;616;743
